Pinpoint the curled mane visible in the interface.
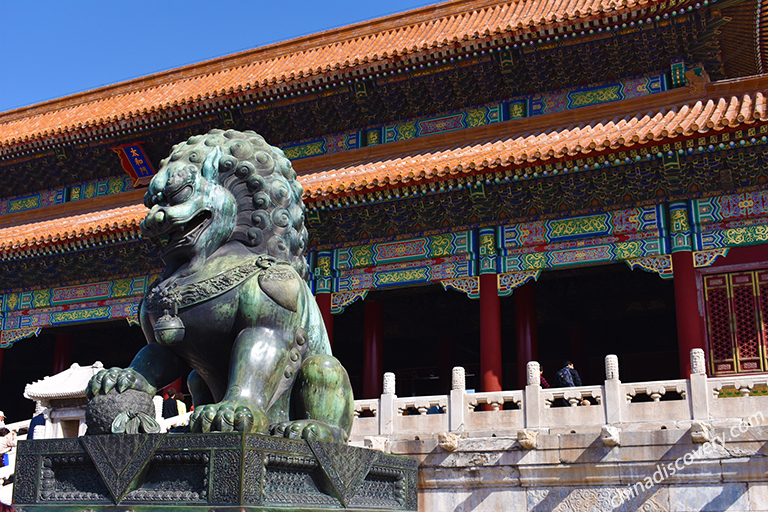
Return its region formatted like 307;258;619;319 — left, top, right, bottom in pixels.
160;129;309;279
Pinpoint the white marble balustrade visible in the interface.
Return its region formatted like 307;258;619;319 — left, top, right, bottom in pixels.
350;349;768;442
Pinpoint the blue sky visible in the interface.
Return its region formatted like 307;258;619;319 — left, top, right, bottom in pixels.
0;0;439;113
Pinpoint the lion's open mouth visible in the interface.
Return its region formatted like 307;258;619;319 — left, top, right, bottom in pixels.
162;210;212;253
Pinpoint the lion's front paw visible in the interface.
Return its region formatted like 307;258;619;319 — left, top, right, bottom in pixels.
86;367;155;399
269;420;346;443
189;402;268;433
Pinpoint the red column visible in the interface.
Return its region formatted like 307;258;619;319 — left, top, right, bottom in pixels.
673;251;705;377
53;334;73;375
315;293;334;347
362;300;384;398
480;273;503;392
515;281;538;388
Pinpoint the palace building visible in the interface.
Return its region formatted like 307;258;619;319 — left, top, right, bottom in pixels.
0;0;767;423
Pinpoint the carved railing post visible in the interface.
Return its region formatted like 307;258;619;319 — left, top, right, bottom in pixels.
380;372;396;436
689;348;709;420
449;367;466;432
603;354;623;424
524;361;541;429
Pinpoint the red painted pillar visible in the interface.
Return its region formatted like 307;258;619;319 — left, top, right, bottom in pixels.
362;300;384;398
515;281;538;388
480;273;503;392
53;334;73;375
673;251;705;377
315;293;334;347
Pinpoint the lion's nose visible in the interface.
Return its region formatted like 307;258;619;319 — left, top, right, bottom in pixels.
143;207;166;232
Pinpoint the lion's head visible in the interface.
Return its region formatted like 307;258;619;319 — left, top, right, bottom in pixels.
141;129;309;278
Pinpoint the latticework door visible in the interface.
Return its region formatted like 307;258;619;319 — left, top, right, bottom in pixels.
704;270;767;375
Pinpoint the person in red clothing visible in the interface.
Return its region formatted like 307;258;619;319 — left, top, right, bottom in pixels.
539;367;550;388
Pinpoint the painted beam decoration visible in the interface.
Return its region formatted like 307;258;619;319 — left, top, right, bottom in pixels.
111;143;156;187
497;205;670;276
0;176;134;216
0;275;159;347
281;71;666;161
691;190;768;250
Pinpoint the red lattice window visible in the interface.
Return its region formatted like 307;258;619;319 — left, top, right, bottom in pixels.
704;270;767;375
705;275;735;373
730;273;761;372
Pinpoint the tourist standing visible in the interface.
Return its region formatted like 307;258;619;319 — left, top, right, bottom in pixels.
162;388;179;419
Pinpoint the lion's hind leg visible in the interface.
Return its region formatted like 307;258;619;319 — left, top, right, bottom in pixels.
271;354;354;443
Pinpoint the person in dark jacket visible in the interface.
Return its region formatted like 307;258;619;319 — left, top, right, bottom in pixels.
556;361;583;387
556;361;590;405
162;388;179;419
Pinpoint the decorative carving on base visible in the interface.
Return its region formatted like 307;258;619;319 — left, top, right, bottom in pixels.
690;421;715;443
600;425;621;447
437;432;461;452
14;433;418;511
517;429;538;450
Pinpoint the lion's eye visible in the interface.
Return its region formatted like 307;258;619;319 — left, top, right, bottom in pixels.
169;185;193;205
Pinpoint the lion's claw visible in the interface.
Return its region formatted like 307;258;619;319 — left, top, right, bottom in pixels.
189;403;265;434
269;420;344;443
86;367;155;399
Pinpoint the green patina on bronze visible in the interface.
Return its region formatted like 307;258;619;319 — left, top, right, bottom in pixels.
85;129;354;443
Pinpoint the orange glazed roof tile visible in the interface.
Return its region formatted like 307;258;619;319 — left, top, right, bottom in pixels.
0;203;145;255
295;76;768;199
0;0;682;148
3;76;767;255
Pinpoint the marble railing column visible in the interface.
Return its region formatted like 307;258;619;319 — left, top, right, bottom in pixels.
363;300;384;398
516;281;538;389
524;361;541;428
52;333;73;375
449;367;466;432
480;273;503;392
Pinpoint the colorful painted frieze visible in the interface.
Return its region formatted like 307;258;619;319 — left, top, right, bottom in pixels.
691;191;768;250
497;205;666;251
279;131;360;161
334;231;474;270
528;74;666;116
1;296;141;333
1;275;158;312
336;255;475;293
496;205;669;274
0;176;134;216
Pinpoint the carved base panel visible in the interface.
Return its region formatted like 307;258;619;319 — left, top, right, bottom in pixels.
13;433;417;512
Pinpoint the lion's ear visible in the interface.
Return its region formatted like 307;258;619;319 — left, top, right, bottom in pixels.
202;146;223;182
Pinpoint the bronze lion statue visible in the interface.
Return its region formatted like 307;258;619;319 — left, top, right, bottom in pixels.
86;129;354;443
